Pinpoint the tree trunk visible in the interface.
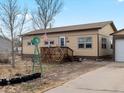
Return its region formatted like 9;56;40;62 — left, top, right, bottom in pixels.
11;32;15;68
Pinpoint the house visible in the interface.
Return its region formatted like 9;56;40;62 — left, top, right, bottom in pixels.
21;21;117;59
111;29;124;62
0;35;11;54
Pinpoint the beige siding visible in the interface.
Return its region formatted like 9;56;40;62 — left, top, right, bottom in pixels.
114;31;124;35
99;24;114;36
98;24;114;56
23;36;35;54
22;24;114;57
68;34;98;56
22;30;98;56
67;31;98;56
98;35;112;56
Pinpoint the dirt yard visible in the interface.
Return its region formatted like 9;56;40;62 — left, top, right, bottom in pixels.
0;56;109;93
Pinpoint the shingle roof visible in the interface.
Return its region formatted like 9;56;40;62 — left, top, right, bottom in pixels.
0;35;11;41
111;29;124;35
0;35;4;39
22;21;115;36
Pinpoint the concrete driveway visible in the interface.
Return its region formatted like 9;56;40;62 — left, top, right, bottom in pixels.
45;63;124;93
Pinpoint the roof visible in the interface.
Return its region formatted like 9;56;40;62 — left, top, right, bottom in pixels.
23;21;116;36
0;35;4;39
0;35;11;53
111;29;124;36
0;35;11;41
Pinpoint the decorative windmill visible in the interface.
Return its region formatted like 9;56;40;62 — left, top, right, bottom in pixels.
31;37;42;75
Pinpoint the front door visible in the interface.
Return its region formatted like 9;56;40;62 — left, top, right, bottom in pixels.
59;36;66;47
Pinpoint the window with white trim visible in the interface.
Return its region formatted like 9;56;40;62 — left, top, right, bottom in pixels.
78;37;92;48
27;42;32;46
50;41;54;45
44;41;48;45
44;41;54;45
102;38;107;49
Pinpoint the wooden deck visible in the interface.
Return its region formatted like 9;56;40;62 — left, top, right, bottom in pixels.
40;47;74;63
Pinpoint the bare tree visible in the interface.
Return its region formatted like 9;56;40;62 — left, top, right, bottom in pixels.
18;8;28;55
0;28;6;39
32;0;63;30
19;8;28;36
0;0;20;68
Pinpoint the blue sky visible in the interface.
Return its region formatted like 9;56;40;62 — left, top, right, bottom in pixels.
8;0;124;30
55;0;124;29
18;0;124;30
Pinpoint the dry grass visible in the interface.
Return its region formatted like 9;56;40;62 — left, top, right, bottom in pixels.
0;56;109;93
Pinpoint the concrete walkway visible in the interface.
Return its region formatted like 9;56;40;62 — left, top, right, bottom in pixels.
45;63;124;93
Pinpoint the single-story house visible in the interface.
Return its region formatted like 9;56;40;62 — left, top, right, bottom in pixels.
111;29;124;62
21;21;117;59
0;35;11;54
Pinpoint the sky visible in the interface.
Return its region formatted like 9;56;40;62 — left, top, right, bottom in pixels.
0;0;124;34
17;0;124;30
56;0;124;30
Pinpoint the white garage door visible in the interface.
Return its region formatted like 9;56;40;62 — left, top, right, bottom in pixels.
115;39;124;62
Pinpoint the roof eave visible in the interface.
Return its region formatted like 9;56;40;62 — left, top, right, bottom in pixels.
22;27;101;37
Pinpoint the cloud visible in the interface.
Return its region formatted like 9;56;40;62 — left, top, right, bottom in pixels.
26;13;32;21
118;0;124;2
17;13;32;21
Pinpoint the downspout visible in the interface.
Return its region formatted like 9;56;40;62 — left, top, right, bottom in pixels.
113;36;115;61
97;33;100;58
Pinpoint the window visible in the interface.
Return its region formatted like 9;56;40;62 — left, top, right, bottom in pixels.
44;41;48;45
44;41;54;45
86;37;92;48
59;36;66;47
27;42;31;46
50;41;54;45
78;37;92;48
111;44;113;49
110;39;113;49
102;38;107;49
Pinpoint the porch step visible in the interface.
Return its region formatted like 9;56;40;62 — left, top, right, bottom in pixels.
73;56;83;62
63;56;74;62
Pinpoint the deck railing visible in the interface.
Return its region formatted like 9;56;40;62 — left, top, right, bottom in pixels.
40;46;73;63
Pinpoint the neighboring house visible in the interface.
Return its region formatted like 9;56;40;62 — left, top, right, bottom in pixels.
111;29;124;62
0;36;11;54
21;21;117;59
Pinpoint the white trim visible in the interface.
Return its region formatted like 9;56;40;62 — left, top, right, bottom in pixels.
78;37;92;49
59;36;66;47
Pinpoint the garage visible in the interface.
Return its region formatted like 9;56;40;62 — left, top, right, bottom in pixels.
112;29;124;62
115;39;124;62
